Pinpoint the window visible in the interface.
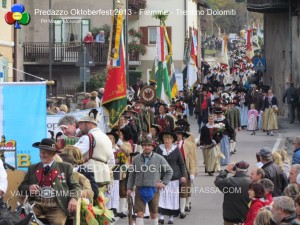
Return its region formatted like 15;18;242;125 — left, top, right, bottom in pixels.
2;0;7;8
54;19;90;43
148;27;157;45
140;26;172;45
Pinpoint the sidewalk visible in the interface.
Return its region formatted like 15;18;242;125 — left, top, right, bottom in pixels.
276;116;300;155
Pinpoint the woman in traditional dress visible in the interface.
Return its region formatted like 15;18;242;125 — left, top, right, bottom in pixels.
262;89;278;136
156;132;186;224
200;114;222;176
106;130;131;218
115;126;133;218
213;107;234;167
247;103;258;135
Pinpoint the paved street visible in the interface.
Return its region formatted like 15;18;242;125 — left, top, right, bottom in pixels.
113;115;299;225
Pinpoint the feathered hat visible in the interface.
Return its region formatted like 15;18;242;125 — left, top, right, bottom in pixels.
78;109;99;125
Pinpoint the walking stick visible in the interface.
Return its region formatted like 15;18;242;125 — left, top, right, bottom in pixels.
127;196;135;225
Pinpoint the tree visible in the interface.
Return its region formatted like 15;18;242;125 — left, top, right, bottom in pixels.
204;0;263;35
77;69;107;92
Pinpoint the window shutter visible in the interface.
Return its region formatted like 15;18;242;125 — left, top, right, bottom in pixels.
166;26;172;44
140;27;148;45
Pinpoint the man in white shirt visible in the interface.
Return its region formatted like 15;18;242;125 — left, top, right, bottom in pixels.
75;109;113;186
0;159;8;197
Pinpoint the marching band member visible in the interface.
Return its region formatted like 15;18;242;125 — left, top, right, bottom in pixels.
154;103;175;133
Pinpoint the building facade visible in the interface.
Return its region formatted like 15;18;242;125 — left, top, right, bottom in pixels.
0;0;14;82
128;0;201;84
248;0;300;115
16;0;113;88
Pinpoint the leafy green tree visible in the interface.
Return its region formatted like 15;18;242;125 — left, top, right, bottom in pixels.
77;69;107;92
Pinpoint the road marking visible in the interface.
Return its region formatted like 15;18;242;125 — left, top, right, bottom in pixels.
272;133;283;153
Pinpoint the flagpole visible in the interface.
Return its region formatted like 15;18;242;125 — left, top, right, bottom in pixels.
125;0;129;88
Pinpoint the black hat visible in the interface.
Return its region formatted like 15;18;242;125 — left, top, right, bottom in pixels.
159;131;176;143
173;127;190;138
106;131;119;143
150;124;162;134
213;107;224;114
141;137;155;146
32;138;57;152
175;118;190;131
120;126;133;141
213;97;223;105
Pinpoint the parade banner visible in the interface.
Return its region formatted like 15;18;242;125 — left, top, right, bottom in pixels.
164;26;178;98
156;26;171;104
102;12;127;127
0;82;46;169
46;107;108;138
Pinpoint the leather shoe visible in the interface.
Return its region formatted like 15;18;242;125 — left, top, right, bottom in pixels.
168;220;174;224
159;219;164;224
180;213;186;219
185;206;190;212
116;212;127;218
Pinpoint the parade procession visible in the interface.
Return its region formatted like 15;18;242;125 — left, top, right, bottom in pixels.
1;0;300;225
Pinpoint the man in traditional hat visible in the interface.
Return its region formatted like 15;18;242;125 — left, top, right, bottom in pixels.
225;97;241;154
124;105;142;140
134;98;154;135
154;103;174;133
18;138;81;225
174;127;196;216
75;109;113;186
214;161;251;225
195;87;211;132
258;147;288;196
127;137;173;225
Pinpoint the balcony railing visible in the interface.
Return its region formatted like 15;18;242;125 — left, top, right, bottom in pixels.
247;0;289;13
128;52;141;67
23;42;109;64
